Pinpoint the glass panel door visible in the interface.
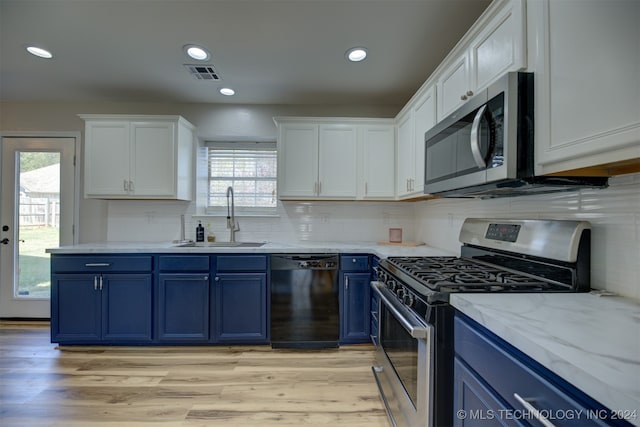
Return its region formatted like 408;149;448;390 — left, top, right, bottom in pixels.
0;137;76;318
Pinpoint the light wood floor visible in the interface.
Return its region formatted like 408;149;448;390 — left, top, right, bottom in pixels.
0;321;390;427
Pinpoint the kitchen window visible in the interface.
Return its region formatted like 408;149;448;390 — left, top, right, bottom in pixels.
206;141;277;215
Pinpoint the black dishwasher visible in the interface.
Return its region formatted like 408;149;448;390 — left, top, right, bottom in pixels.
270;254;339;348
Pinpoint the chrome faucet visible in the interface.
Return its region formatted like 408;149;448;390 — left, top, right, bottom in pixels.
173;214;192;244
226;186;240;242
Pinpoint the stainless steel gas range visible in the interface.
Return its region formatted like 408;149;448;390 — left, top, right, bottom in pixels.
370;218;592;427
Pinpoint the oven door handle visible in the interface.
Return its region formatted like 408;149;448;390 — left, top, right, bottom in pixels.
371;281;431;339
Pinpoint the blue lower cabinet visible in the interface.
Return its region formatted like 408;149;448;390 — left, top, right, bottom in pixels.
213;272;268;343
340;271;371;343
454;313;630;427
51;273;152;344
454;357;527;427
51;254;153;344
51;274;102;343
157;274;210;342
102;274;152;342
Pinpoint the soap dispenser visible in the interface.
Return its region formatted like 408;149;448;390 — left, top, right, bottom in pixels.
196;221;205;242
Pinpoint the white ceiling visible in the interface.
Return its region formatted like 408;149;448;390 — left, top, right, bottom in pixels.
0;0;491;106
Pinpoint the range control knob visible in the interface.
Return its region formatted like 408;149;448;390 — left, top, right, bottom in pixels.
387;279;397;292
403;292;415;308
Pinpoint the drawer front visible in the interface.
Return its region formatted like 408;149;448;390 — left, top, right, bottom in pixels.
159;255;210;272
340;255;369;271
455;315;612;427
52;255;152;273
216;255;268;271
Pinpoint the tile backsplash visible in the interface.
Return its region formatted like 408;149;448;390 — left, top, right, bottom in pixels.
105;172;639;300
106;200;415;245
414;173;640;300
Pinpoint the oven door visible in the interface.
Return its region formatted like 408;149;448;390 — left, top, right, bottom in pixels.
371;281;434;427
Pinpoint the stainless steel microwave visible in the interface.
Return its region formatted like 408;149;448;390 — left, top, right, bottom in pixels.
424;72;607;197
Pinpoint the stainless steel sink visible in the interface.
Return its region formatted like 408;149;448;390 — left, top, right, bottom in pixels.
175;241;266;248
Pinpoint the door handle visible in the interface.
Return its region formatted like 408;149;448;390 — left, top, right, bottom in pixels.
0;238;9;245
470;104;490;169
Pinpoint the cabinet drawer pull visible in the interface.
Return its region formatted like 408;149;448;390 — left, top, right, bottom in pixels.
85;263;111;267
513;393;556;427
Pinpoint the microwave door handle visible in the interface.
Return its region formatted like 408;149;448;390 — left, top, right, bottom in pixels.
470;104;488;169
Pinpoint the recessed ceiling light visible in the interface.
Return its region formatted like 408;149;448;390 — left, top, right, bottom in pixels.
346;47;368;62
26;46;53;59
184;44;210;61
220;88;235;96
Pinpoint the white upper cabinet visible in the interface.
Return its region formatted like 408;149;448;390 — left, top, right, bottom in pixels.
437;0;526;121
83;121;131;197
277;123;319;199
412;85;437;195
531;0;640;175
81;115;194;200
396;84;437;199
277;121;356;199
437;55;471;121
318;125;357;198
276;118;395;200
360;125;395;200
396;110;415;198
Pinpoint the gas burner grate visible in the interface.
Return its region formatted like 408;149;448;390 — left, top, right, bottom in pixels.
386;256;568;292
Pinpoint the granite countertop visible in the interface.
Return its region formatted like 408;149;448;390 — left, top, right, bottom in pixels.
450;292;640;426
45;240;455;259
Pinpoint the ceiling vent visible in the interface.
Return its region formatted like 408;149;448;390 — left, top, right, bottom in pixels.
184;64;221;81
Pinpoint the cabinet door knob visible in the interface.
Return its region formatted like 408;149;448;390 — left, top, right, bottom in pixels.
460;94;468;101
352;258;357;263
214;277;219;282
204;276;209;280
466;90;474;97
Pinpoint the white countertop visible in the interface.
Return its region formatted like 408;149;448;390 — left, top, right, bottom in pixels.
46;240;455;259
450;292;640;425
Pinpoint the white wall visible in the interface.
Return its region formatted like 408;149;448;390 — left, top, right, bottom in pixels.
414;173;640;300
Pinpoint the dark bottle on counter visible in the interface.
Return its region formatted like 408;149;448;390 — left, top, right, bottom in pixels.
196;221;205;242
